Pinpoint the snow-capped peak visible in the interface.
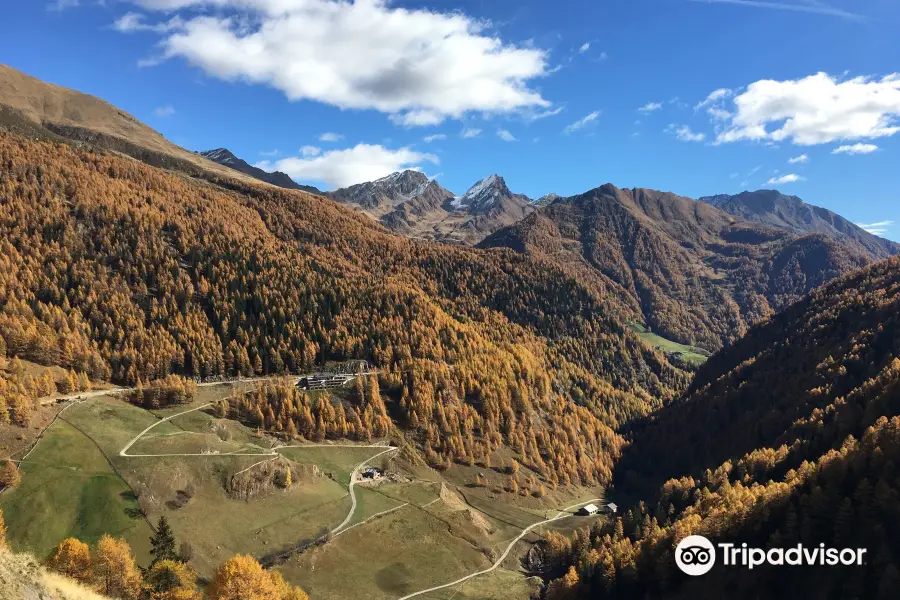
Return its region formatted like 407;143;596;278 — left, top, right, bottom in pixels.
463;175;501;199
375;171;405;185
451;175;507;211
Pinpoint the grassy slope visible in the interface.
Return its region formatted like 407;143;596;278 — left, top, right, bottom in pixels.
416;569;542;600
0;418;153;563
628;323;710;365
277;508;491;600
61;394;353;577
1;387;606;596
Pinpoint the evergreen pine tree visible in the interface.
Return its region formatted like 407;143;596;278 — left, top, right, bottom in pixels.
149;515;179;566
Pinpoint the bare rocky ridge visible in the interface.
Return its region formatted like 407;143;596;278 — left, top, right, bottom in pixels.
199;148;322;194
700;189;900;259
328;170;454;212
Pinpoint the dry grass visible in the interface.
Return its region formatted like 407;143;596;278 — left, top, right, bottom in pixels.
0;63;279;188
0;549;109;600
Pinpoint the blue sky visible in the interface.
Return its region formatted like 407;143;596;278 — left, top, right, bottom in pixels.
3;0;899;240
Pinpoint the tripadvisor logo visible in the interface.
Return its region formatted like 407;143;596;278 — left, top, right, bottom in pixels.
675;535;867;576
675;535;716;576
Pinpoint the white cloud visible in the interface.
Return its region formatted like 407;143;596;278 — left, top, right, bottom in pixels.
257;143;438;189
319;132;343;142
787;153;809;164
729;172;739;178
707;106;732;121
461;128;482;139
599;51;608;61
687;0;862;21
666;123;705;142
856;220;893;236
564;110;601;134
695;88;733;122
153;104;175;117
522;106;564;122
638;102;662;113
124;0;551;126
832;143;879;155
711;72;900;146
497;129;517;142
578;42;590;54
695;88;733;110
767;173;803;184
113;11;183;33
300;145;321;157
423;134;447;143
260;148;280;157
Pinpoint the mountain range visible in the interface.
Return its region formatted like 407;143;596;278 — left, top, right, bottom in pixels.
201;143;899;266
322;169;535;244
481;184;873;351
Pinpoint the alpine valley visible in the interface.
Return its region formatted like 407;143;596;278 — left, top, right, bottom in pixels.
0;61;898;600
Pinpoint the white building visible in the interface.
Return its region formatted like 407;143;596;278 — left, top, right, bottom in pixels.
578;504;600;516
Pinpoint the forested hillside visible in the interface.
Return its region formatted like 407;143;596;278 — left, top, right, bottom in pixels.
545;257;900;599
0;131;689;487
481;184;871;351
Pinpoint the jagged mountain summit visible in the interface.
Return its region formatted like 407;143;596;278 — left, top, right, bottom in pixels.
328;171;534;244
450;174;532;214
700;189;899;259
327;169;454;212
199;148;321;194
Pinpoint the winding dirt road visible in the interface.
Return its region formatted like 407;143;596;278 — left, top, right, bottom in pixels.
117;400;398;536
397;498;603;600
330;445;399;535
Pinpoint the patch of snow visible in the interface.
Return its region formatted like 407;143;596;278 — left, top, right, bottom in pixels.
375;171;403;185
462;175;499;201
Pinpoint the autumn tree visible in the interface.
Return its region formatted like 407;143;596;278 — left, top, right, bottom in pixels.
92;535;142;599
270;570;309;600
545;566;580;600
56;370;76;394
47;538;92;584
145;559;202;600
209;554;308;600
0;461;21;489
